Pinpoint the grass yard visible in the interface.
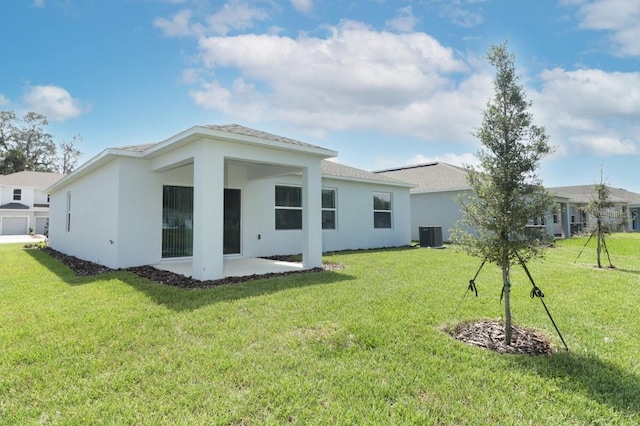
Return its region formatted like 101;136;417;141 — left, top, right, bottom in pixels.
1;234;639;424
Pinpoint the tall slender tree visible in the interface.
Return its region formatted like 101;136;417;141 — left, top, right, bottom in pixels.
587;167;614;268
452;42;555;345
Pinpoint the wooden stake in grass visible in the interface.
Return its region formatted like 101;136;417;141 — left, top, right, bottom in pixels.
452;42;556;345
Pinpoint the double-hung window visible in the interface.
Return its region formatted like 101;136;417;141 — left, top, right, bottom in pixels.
275;185;302;230
13;189;22;201
322;188;336;230
373;192;392;229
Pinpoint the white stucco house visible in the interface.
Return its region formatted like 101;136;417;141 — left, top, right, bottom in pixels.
376;162;572;242
46;124;412;280
0;171;65;235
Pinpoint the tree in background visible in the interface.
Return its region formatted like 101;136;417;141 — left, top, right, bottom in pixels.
0;111;82;174
452;42;555;345
58;134;83;174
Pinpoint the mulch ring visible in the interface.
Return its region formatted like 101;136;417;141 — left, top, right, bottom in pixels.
40;247;345;289
449;320;554;355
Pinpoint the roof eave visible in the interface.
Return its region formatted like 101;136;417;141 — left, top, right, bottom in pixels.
323;174;416;188
45;148;142;193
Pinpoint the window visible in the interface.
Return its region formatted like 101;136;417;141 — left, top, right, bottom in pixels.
275;185;302;230
13;189;21;201
66;191;71;232
162;186;193;258
373;192;392;229
322;188;336;230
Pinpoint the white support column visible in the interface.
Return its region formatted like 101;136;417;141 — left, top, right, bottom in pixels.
192;142;224;280
302;162;323;269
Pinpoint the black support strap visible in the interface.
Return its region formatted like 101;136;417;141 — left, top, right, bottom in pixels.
515;252;569;351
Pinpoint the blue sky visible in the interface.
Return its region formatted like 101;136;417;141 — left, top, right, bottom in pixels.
2;0;639;192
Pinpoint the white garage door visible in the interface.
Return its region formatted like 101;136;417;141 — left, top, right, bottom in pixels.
1;217;29;235
35;217;48;235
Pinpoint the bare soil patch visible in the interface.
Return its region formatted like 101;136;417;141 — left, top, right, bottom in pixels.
450;320;554;355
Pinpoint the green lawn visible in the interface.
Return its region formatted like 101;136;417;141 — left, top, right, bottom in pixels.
1;234;639;425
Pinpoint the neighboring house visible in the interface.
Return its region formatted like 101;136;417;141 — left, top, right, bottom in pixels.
376;162;572;242
46;124;412;281
0;171;65;235
548;185;640;234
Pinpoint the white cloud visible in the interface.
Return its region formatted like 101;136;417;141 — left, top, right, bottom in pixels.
33;0;45;7
0;94;9;106
189;20;487;141
570;0;640;56
22;85;89;122
157;3;639;162
154;9;200;37
385;6;419;33
291;0;313;14
205;1;269;36
437;0;486;28
532;67;640;157
154;2;269;37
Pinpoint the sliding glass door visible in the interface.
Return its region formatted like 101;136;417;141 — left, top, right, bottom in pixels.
162;186;193;258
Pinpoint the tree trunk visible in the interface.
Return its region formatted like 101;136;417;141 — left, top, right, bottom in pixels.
502;262;512;345
596;219;602;268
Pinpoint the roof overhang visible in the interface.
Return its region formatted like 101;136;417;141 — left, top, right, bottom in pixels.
142;126;337;160
46;126;338;194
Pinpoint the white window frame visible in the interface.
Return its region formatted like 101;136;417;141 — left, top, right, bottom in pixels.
13;189;22;201
275;185;303;230
322;187;337;230
373;191;393;229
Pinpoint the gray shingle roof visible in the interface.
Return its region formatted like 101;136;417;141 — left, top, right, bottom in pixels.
0;202;29;209
115;143;160;153
113;124;328;154
321;161;413;186
548;185;640;204
202;124;326;150
375;162;470;193
0;171;66;190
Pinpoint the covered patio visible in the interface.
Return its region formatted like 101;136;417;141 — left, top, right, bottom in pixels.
153;257;304;279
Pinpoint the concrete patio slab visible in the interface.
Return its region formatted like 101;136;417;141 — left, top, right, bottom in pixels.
153;257;304;279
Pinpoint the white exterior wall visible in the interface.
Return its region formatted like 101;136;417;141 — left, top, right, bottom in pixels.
238;175;411;256
1;185;35;207
34;189;49;205
321;178;411;252
49;160;120;267
114;158;163;268
410;190;468;242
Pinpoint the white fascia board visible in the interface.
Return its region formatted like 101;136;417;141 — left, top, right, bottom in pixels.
142;126;338;160
45;148;142;193
410;187;471;195
323;174;416;188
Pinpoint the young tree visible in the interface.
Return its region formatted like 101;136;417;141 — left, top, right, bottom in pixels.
452;42;555;345
587;168;614;268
